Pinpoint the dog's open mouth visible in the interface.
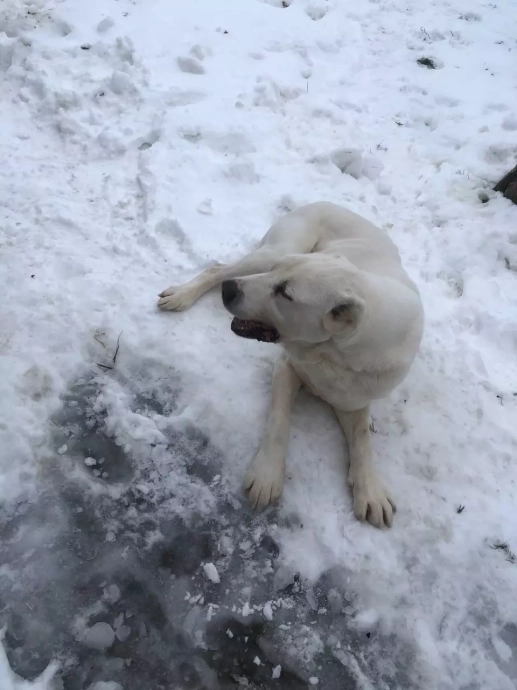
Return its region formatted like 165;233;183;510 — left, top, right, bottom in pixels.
230;317;280;343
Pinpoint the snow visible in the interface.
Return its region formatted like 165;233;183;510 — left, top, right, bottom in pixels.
1;0;517;688
263;601;274;620
203;562;221;584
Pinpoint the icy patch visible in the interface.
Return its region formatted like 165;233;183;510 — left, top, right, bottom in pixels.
81;623;116;651
0;631;58;690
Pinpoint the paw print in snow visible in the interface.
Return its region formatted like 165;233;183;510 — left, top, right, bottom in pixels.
502;115;517;132
330;149;384;181
305;4;328;21
459;12;481;22
252;76;303;111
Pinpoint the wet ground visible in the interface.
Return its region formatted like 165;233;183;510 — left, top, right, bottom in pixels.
0;364;417;689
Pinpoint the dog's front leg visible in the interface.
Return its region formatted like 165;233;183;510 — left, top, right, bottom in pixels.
244;354;301;510
334;406;396;528
158;246;280;312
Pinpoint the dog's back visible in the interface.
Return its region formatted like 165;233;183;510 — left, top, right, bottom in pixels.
264;202;419;294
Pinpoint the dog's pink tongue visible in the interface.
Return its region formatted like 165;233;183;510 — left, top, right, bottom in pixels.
231;317;280;343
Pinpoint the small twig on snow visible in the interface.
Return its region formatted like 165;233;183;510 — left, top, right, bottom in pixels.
490;540;516;564
94;331;107;348
97;331;123;371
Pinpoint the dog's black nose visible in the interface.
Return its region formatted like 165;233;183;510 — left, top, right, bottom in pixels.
222;279;241;307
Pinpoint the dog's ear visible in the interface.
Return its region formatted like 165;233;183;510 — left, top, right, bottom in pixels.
323;295;365;335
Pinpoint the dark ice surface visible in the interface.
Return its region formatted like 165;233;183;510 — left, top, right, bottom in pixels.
0;362;434;689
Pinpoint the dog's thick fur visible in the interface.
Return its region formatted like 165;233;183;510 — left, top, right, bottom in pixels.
158;202;424;528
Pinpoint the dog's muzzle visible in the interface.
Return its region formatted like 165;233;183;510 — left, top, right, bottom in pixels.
222;280;280;343
230;317;280;343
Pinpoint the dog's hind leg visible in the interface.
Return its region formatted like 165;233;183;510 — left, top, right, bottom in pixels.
334;406;396;529
244;353;301;510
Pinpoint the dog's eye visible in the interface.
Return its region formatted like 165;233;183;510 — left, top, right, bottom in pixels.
273;281;293;301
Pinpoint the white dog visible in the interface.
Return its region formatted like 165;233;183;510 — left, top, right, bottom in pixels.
158;202;424;528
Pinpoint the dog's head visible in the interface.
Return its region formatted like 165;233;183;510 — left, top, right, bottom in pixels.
221;254;366;345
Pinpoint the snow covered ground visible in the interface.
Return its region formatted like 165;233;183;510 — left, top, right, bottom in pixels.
1;0;517;687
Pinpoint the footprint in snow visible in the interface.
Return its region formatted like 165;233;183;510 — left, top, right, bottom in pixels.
305;3;328;21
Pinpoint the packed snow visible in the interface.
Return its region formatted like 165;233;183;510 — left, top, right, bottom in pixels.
203;562;221;584
1;0;517;688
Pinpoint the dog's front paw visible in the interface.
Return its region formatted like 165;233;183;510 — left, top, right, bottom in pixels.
243;450;285;511
348;473;396;528
157;285;197;311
